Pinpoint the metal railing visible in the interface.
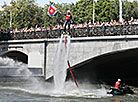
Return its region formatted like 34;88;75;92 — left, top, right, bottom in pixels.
1;24;138;40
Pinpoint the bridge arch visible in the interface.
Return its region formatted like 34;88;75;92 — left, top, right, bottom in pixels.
1;50;28;64
68;48;138;86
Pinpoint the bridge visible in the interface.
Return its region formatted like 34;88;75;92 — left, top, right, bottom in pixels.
0;24;138;86
0;34;138;86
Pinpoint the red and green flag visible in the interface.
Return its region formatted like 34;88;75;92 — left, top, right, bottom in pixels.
47;4;58;17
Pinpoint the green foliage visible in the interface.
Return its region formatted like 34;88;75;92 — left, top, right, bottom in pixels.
0;0;43;29
0;0;138;30
95;0;117;22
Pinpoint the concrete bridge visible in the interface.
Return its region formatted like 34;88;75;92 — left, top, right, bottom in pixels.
0;35;138;85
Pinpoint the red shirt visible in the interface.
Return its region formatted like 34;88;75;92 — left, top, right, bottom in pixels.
65;13;72;20
115;81;120;88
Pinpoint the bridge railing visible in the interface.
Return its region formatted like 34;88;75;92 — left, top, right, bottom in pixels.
1;24;138;40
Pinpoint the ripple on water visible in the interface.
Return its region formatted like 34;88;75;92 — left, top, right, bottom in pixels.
0;83;138;102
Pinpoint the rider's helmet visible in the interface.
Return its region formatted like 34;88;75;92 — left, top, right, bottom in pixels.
118;79;121;82
67;10;70;13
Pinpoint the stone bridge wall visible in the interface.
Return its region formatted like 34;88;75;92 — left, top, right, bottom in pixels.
46;35;138;79
1;35;138;80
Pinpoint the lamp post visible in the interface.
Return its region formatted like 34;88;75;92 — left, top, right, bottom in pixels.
93;0;97;24
119;0;122;23
10;1;12;33
93;0;95;24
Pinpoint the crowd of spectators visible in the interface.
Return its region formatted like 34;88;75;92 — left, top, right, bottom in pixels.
0;17;138;34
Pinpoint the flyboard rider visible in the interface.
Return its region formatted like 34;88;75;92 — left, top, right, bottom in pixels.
59;10;72;35
48;1;72;35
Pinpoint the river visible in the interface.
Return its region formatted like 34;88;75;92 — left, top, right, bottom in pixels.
0;81;137;102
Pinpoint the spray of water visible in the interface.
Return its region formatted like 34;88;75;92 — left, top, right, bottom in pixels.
66;35;71;61
0;57;47;93
52;34;108;97
0;57;23;67
53;35;71;92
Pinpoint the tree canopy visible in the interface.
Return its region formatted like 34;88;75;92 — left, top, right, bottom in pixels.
0;0;138;30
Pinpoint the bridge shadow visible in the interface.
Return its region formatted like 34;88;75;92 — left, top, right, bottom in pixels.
66;48;138;87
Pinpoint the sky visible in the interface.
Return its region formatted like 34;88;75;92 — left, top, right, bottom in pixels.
0;0;79;10
0;0;136;10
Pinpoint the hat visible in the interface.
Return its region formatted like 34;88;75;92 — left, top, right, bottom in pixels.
67;10;70;13
118;79;121;81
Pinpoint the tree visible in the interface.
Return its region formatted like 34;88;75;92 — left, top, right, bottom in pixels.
131;1;138;19
11;0;43;29
96;0;118;22
0;0;138;30
123;0;138;20
0;0;43;30
0;2;11;30
122;0;133;21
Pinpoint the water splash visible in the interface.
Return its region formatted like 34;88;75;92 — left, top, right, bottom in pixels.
52;35;108;97
53;35;71;92
0;57;23;67
0;57;47;93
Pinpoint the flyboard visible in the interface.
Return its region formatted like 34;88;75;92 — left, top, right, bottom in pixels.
62;31;79;88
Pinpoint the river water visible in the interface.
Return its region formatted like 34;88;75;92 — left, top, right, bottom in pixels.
0;81;138;102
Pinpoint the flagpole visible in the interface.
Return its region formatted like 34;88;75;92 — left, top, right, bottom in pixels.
119;0;122;23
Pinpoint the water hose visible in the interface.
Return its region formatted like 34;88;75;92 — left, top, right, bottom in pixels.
65;34;79;88
67;60;79;88
65;36;67;48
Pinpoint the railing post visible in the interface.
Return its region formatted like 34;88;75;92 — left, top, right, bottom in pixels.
49;28;52;38
34;29;36;39
22;30;24;39
45;28;48;38
87;24;89;37
10;32;14;40
58;28;61;38
71;26;75;37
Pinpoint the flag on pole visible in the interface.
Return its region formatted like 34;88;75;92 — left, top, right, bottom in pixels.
47;4;58;17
